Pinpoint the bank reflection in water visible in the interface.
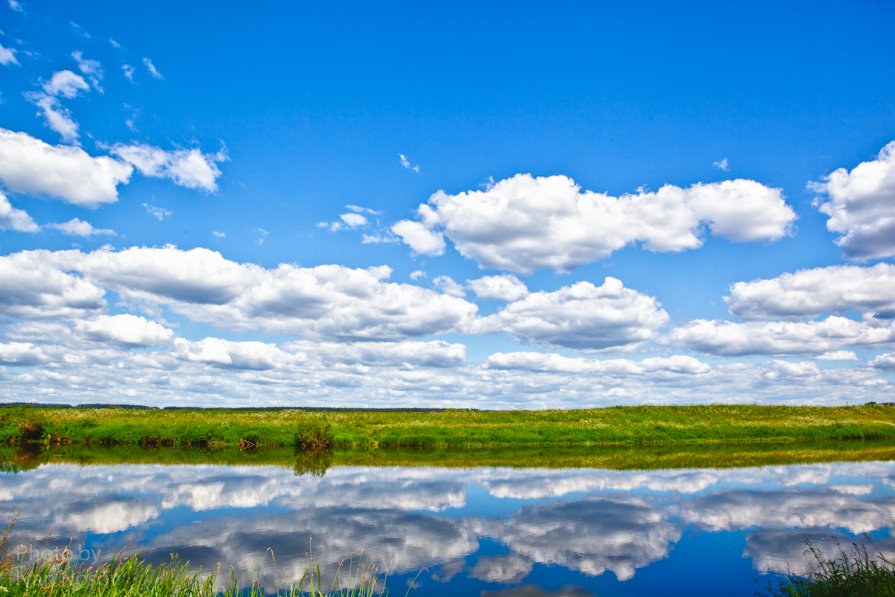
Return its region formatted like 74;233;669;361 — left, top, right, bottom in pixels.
1;461;894;595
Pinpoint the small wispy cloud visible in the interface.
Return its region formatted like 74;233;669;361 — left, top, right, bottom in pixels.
409;270;426;281
25;70;91;141
69;21;92;39
48;217;115;237
346;204;382;216
0;42;19;66
8;0;24;13
142;57;163;80
143;202;172;221
713;157;730;171
72;51;103;91
361;232;399;244
111;143;227;192
254;227;269;245
319;204;383;232
432;275;466;297
212;230;226;238
109;38;122;49
399;153;420;174
122;64;135;82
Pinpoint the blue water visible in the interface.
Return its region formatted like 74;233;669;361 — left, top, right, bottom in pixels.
2;461;894;596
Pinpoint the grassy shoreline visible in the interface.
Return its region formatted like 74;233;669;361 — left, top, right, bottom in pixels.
3;404;895;451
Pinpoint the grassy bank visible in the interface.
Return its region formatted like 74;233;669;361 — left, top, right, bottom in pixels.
3;404;895;451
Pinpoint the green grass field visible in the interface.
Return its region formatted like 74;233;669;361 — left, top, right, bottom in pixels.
2;404;895;451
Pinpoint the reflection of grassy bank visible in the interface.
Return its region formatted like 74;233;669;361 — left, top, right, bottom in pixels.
4;439;895;474
3;404;895;450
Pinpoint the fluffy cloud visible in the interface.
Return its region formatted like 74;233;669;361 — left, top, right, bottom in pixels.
466;275;528;302
812;141;895;260
816;350;859;361
0;192;38;232
287;340;467;368
871;353;895;371
486;352;709;375
48;218;115;237
432;275;466;297
42;70;89;98
20;246;478;340
0;251;105;319
319;210;369;232
175;337;300;370
77;314;174;347
0;129;133;206
338;212;366;227
476;277;669;350
394;174;795;273
0;342;49;365
669;316;895;356
727;263;895;320
111;144;226;192
391;219;445;255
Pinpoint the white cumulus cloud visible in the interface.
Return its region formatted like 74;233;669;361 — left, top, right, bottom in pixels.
727;263;895;320
0;192;39;232
175;337;301;370
393;173;795;273
466;274;528;302
27;246;479;341
77;314;174;347
391;218;445;256
871;353;895;371
812;141;895;260
475;277;669;350
0;128;133;207
669;316;895;356
42;70;89;98
486;352;709;375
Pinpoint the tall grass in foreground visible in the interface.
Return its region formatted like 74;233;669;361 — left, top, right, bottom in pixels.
0;522;401;597
0;554;397;597
762;543;895;597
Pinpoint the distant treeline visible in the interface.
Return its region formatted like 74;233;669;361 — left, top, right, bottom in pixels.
0;402;467;412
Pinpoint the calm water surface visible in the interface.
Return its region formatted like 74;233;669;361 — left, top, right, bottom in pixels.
2;461;895;596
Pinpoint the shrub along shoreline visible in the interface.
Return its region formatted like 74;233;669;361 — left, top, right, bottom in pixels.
2;404;895;451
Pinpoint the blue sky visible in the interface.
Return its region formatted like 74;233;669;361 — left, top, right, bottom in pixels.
1;0;894;407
